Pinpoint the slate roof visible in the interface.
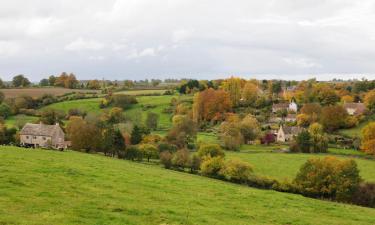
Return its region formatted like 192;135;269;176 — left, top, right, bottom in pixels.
20;123;60;136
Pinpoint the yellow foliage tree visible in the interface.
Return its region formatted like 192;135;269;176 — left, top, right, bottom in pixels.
361;122;375;155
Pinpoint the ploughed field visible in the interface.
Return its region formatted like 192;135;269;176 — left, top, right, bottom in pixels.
1;146;375;225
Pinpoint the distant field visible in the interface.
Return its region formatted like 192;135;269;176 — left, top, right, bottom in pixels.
1;146;374;225
40;95;192;129
0;88;99;98
43;98;103;114
114;89;166;96
5;115;39;128
227;147;375;182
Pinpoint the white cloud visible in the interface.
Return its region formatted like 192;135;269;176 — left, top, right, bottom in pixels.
0;0;375;80
65;38;105;51
283;57;321;69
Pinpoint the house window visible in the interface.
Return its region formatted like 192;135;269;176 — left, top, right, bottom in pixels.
26;136;29;139
43;137;46;140
33;136;37;139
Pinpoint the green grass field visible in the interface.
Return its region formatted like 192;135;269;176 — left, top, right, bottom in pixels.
226;146;375;182
1;146;374;225
5;115;39;128
40;95;191;129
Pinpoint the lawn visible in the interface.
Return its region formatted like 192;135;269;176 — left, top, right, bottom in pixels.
226;147;375;182
1;146;375;225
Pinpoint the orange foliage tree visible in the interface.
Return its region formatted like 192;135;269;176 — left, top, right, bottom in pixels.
192;88;232;123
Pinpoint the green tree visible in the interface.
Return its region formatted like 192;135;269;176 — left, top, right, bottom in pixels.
39;79;49;86
308;123;328;153
197;144;225;158
138;144;159;162
219;159;253;183
48;75;56;86
0;103;12;119
145;112;159;130
39;108;66;125
295;130;311;153
12;74;30;87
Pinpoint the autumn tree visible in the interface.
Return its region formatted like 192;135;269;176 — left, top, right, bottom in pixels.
364;90;375;112
320;105;348;132
55;72;78;89
138;144;159;162
241;82;259;106
308;123;328;153
219;115;243;150
221;77;243;107
166;115;197;148
361;122;375;155
192;88;231;123
197;144;225;158
66;116;102;152
88;80;101;89
294;157;361;201
239;114;260;143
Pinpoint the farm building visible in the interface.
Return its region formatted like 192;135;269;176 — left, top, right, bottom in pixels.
20;122;67;149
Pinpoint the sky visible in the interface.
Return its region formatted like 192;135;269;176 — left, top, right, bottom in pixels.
1;0;375;81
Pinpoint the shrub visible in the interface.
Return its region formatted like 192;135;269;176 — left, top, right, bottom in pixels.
219;159;253;183
189;153;201;173
138;144;159;162
200;156;225;177
246;175;278;189
160;151;173;169
172;149;190;169
294;157;361;201
124;146;142;161
157;143;177;153
351;182;375;208
197;144;225;158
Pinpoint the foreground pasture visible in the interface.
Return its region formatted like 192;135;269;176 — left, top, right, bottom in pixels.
1;146;375;225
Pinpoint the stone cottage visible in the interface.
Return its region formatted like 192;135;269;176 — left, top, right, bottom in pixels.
20;122;66;149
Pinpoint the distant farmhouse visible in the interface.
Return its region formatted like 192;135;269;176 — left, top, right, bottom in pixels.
272;100;298;113
276;125;303;142
343;102;366;116
20;123;67;149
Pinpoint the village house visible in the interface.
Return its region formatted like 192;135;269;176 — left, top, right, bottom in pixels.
285;114;297;122
20;122;67;149
343;102;366;116
272;100;298;113
276;125;303;142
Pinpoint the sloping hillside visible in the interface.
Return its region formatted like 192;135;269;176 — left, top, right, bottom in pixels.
1;146;374;225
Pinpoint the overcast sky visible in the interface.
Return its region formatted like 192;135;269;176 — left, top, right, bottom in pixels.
1;0;375;81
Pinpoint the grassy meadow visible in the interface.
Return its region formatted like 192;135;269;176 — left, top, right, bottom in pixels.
226;146;375;182
1;146;375;225
5;115;39;128
41;95;191;129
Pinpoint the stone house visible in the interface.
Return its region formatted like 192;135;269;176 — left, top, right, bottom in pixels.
285;114;297;122
272;100;298;113
276;125;303;142
343;102;366;116
20;122;66;149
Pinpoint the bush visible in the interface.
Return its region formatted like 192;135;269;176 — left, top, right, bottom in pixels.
294;157;361;201
157;143;177;153
351;182;375;208
110;94;138;109
189;153;201;173
124;146;142;161
138;144;159;162
160;151;173;169
197;144;225;158
219;159;253;183
200;156;225;177
246;175;278;189
172;149;190;169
